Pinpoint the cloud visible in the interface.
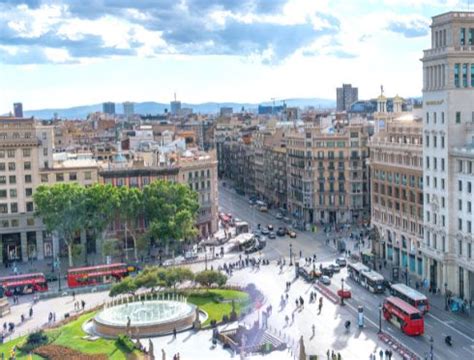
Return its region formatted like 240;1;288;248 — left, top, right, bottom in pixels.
387;17;429;38
0;46;76;64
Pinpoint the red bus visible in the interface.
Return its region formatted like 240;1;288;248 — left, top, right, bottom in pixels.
383;296;424;336
67;263;135;288
0;273;48;296
390;283;430;314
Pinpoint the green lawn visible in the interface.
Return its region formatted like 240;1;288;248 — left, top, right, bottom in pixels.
0;312;137;360
187;289;251;325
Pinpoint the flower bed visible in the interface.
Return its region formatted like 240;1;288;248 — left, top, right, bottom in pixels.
33;345;108;360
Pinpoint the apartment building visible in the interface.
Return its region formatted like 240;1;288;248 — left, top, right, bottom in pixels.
262;129;287;209
0;117;98;263
369;108;424;279
421;11;474;299
286;122;370;227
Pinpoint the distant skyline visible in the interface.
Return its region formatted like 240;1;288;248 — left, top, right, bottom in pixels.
0;0;468;114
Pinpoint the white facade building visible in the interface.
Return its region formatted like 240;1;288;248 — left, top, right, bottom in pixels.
421;11;474;300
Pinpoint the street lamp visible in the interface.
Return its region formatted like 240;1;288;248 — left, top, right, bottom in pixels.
429;336;434;360
289;243;293;266
340;278;345;306
444;283;448;311
405;257;409;286
204;250;208;271
55;256;62;292
378;303;383;334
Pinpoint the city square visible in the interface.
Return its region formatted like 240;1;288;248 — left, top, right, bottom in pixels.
0;1;473;360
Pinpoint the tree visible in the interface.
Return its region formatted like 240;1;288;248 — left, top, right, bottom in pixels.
110;276;138;297
34;183;86;266
84;184;119;259
102;238;121;260
195;270;227;289
134;267;163;290
117;186;144;261
143;180;199;252
165;267;194;292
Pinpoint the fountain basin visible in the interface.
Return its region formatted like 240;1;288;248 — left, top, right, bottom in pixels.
93;300;197;338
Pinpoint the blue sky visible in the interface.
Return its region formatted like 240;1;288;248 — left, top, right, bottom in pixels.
0;0;467;113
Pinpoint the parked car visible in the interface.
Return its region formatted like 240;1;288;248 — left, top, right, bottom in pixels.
248;199;255;205
335;257;347;267
261;228;270;235
283;217;291;223
259;206;268;212
287;229;297;238
267;224;274;231
320;275;331;285
337;289;352;299
277;227;286;236
328;264;341;273
268;232;276;239
276;213;283;220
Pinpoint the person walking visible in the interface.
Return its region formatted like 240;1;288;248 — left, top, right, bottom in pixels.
318;297;323;314
172;327;177;339
29;308;33;318
311;324;315;337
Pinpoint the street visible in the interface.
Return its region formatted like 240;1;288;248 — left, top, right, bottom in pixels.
219;183;474;360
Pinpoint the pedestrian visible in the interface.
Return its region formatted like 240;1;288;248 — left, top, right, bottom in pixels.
20;314;24;323
295;299;299;309
326;349;330;360
48;312;52;323
29;308;33;318
379;350;383;359
285;315;289;325
299;296;304;309
173;327;177;339
3;323;6;332
72;291;75;301
81;300;85;310
53;313;56;322
161;348;166;360
311;324;315;337
291;312;294;323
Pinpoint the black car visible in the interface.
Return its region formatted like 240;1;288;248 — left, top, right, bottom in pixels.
321;267;334;277
276;227;286;236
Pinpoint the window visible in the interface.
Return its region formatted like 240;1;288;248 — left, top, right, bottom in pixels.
454;64;460;87
26;202;34;212
8;163;15;171
10;203;18;213
468;221;472;234
22;148;31;157
9;175;16;184
459;180;463;191
433;136;437;148
0;190;6;199
456;112;461;124
441;136;445;148
0;163;4;171
27;218;34;226
441;112;445;124
25;188;32;197
425;135;429;147
25;175;32;183
441;178;445;190
69;172;77;181
441;158;445;171
41;174;48;183
459;240;463;256
442;197;445;208
7;150;15;158
42;132;47;140
468;201;472;213
426;112;429;124
459;199;463;211
470;28;474;45
458;218;463;231
426;156;430;169
9;189;16;198
85;172;92;180
460;27;466;45
56;173;64;182
468;182;472;193
471;64;474;87
43;147;49;156
463;64;468;87
0;176;5;184
24;162;31;170
11;219;18;227
0;150;4;158
0;204;7;214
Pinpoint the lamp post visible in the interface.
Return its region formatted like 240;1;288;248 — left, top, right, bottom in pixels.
204;250;208;271
429;336;434;360
56;256;61;292
378;303;382;334
340;278;345;306
444;282;448;311
289;243;293;266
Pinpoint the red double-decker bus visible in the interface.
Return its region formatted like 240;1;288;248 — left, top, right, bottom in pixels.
383;296;424;336
0;273;48;296
67;263;135;288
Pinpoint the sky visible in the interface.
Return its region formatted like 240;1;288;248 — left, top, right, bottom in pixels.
0;0;468;113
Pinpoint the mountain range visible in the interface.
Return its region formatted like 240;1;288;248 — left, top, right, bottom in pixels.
18;98;335;120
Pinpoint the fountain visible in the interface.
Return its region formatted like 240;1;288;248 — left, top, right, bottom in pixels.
91;295;198;338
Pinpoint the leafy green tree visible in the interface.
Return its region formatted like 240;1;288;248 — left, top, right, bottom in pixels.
102;238;121;261
195;270;227;290
110;276;138;297
134;267;163;290
34;183;86;266
117;186;144;261
165;267;195;292
84;184;119;257
143;180;199;252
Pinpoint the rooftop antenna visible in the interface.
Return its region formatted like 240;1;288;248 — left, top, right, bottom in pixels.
380;84;384;96
174;92;177;101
